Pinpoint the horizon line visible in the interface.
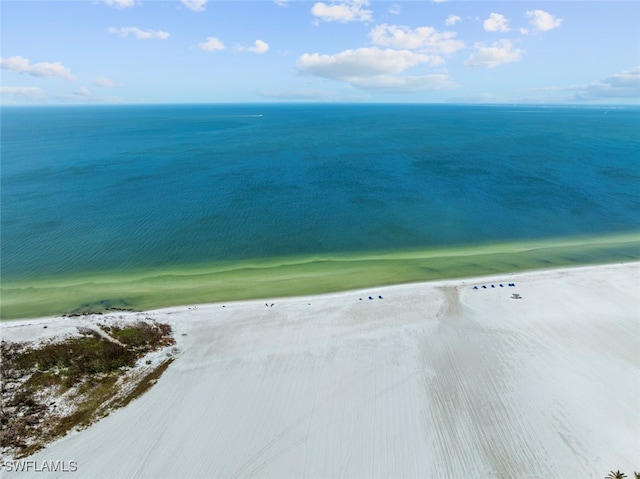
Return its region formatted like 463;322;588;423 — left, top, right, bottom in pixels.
3;101;639;108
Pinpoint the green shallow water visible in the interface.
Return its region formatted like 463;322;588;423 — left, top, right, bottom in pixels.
2;232;639;320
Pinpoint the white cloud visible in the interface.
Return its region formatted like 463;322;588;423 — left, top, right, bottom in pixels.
483;13;510;32
198;37;225;52
296;47;455;93
349;74;457;92
54;93;123;104
446;92;510;104
464;40;523;68
0;56;76;81
0;86;46;99
573;66;640;100
260;89;335;100
93;77;116;88
297;47;430;80
181;0;207;12
445;15;461;26
370;24;464;55
73;87;91;97
388;3;400;15
108;27;170;40
432;0;447;3
525;10;563;32
311;0;372;23
274;0;289;6
235;40;270;54
104;0;135;8
245;40;270;54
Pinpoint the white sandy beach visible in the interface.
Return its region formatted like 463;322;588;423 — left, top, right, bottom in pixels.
1;263;639;478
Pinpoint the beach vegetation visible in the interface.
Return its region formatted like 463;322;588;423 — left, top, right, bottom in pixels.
115;358;174;410
105;321;175;350
606;471;627;479
0;320;175;459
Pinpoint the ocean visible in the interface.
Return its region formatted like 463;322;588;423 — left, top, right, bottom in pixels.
2;104;639;318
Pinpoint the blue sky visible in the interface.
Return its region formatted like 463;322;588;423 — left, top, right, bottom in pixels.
1;0;639;104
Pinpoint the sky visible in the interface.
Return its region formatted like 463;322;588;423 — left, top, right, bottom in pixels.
1;0;639;104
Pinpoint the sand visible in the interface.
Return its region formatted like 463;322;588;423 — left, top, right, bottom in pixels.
1;262;639;478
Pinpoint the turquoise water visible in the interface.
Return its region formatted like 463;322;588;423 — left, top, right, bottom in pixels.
2;104;639;317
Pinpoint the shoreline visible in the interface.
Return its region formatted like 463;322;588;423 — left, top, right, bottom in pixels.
2;232;640;320
2;261;638;332
1;261;638;477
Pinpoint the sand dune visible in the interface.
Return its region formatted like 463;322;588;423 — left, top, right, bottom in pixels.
2;263;639;478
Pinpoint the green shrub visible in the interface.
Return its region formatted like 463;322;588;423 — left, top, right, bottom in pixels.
1;321;174;458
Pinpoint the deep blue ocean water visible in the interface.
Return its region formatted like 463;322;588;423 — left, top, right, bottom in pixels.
2;104;639;282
